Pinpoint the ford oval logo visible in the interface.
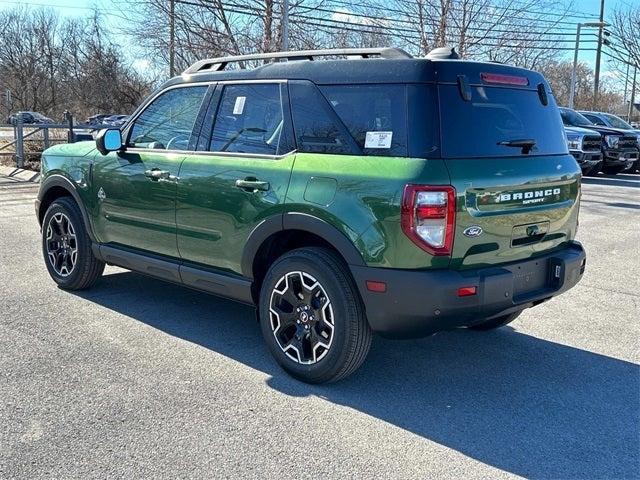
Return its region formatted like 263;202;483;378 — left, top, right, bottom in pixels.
463;225;483;237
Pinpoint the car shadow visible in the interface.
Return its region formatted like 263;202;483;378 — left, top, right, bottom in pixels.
73;271;639;479
581;174;639;188
580;199;640;210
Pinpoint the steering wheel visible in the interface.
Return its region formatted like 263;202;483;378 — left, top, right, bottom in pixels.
166;133;190;151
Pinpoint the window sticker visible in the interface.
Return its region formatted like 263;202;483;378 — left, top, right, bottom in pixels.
365;131;393;149
233;96;246;115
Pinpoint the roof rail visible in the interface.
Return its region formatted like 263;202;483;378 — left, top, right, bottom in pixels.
182;47;413;75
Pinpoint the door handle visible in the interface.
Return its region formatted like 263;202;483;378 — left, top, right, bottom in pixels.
144;168;180;183
235;178;270;192
145;169;171;181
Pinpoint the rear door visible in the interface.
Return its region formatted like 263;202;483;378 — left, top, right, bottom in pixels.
176;81;296;274
437;72;581;269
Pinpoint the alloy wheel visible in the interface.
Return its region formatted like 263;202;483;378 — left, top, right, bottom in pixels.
46;212;78;277
269;271;334;364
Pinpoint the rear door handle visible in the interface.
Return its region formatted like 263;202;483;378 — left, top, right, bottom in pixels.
145;169;178;183
235;179;270;192
145;169;170;181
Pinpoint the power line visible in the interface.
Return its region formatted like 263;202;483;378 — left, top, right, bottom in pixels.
180;0;598;48
287;2;600;38
289;11;600;45
325;0;601;30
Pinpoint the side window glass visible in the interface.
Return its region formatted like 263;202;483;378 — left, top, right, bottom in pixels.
289;81;355;155
584;114;604;125
210;84;284;155
320;84;408;157
128;86;207;150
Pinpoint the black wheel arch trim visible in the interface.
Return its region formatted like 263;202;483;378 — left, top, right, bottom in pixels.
37;174;96;242
241;212;366;279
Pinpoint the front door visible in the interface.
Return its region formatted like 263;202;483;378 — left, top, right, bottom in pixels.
91;85;209;258
176;82;296;274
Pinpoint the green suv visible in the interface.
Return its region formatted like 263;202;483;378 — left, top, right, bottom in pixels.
36;48;586;383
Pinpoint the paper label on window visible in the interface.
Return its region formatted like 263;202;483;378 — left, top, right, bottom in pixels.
233;96;246;115
365;131;393;149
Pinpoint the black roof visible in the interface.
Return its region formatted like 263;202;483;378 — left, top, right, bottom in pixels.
163;57;548;90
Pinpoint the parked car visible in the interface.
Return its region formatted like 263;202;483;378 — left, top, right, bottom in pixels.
559;107;638;175
578;111;640;173
103;115;129;127
36;47;586;383
7;111;54;125
86;114;112;126
564;126;603;175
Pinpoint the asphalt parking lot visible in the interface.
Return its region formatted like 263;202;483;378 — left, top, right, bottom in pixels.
1;171;638;479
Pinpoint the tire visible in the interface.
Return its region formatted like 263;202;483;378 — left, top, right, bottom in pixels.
583;162;602;176
602;165;626;175
468;311;522;331
42;196;104;290
258;247;372;384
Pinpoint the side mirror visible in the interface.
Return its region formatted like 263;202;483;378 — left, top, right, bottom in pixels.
96;128;123;155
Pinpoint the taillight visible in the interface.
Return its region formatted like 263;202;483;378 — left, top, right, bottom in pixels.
401;185;456;256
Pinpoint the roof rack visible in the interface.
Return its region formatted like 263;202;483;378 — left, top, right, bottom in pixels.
182;47;413;75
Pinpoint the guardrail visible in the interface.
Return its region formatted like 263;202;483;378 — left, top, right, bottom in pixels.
0;111;100;168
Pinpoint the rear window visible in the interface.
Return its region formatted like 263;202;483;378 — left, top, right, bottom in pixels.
439;85;567;158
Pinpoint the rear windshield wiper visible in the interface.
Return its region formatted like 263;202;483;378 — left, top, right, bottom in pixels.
497;138;536;154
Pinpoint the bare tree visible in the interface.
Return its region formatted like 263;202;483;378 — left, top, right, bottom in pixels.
538;58;624;110
0;6;151;121
391;0;574;69
610;3;640;68
121;0;307;74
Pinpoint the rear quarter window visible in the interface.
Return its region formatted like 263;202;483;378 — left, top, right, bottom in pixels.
320;84;408;157
439;85;567;158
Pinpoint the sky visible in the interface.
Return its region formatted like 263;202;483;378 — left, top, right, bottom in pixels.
0;0;633;75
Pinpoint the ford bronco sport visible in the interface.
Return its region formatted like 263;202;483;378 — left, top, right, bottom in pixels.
36;48;586;383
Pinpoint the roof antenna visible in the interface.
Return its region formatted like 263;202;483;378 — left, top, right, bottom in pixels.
426;47;460;60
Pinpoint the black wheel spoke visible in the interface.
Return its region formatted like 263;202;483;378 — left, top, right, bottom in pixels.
309;326;324;347
281;287;299;307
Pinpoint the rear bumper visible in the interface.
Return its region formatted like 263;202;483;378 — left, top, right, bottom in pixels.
350;241;586;338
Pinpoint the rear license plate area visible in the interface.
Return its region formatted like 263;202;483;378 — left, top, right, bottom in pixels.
510;259;549;296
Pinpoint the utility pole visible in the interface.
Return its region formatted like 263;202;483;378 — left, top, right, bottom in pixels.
628;65;637;123
569;24;582;109
569;22;608;109
282;0;289;51
169;0;175;77
623;60;630;105
593;0;606;108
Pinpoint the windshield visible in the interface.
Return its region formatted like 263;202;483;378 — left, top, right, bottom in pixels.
603;113;633;130
559;108;593;127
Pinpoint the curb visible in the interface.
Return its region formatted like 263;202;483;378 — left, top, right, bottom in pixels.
0;165;40;183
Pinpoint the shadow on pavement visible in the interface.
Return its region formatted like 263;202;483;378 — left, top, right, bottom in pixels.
74;271;640;479
581;174;639;188
580;199;640;210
